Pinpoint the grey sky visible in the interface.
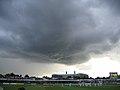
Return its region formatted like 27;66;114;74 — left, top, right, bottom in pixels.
0;0;120;76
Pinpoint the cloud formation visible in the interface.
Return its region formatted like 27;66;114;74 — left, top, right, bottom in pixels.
0;0;120;65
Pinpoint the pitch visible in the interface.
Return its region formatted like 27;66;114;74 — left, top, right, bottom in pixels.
0;84;120;90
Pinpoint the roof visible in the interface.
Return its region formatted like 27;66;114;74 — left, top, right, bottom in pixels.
52;73;88;76
109;72;118;74
77;73;88;75
52;74;74;76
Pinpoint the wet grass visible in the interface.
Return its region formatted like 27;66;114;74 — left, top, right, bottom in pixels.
0;84;120;90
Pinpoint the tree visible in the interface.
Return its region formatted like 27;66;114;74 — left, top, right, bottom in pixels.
24;74;29;79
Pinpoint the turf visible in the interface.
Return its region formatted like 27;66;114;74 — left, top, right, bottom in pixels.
0;84;120;90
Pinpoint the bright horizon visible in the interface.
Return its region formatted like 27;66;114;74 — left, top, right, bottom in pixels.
41;57;120;78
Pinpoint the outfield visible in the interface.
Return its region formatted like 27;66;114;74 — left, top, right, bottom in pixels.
0;84;120;90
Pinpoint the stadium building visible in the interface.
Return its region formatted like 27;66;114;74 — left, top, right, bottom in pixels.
109;72;118;79
52;71;89;79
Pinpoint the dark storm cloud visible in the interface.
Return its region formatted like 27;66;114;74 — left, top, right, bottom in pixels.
101;0;120;15
0;0;120;65
101;0;120;43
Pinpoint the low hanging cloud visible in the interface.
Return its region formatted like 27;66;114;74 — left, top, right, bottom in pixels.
0;0;120;65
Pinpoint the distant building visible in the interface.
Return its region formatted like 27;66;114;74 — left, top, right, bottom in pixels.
109;72;118;79
74;73;89;79
52;72;89;79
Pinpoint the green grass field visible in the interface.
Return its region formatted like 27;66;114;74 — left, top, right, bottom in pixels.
0;84;120;90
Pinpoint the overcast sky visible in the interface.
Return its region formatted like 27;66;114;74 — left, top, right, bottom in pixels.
0;0;120;77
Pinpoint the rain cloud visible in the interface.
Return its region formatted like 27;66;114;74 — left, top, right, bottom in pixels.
0;0;120;65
